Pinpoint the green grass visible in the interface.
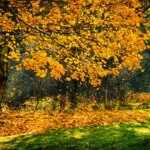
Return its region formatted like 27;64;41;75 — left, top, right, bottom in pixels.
0;122;150;150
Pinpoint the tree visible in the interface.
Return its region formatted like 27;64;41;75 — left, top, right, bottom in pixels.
0;0;149;90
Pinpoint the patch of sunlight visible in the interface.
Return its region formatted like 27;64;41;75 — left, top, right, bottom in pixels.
138;110;150;113
0;135;20;143
0;133;33;143
112;124;120;128
135;128;150;135
65;130;89;139
129;103;140;106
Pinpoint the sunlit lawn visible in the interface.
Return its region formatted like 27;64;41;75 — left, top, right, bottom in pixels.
0;122;150;150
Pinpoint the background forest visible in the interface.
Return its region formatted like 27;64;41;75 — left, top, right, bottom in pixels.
0;0;150;107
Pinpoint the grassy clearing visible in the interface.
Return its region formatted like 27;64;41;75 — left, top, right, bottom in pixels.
0;122;150;150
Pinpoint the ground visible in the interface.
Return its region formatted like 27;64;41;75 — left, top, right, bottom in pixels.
0;108;150;150
0;93;150;149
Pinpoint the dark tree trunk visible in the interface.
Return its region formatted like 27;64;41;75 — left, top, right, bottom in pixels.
70;79;78;108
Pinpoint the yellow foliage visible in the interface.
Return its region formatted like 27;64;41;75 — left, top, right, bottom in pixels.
0;0;149;86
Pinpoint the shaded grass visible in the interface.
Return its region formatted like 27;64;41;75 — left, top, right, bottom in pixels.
0;122;150;150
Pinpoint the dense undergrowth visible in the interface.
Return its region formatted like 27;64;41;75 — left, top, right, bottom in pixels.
22;91;150;111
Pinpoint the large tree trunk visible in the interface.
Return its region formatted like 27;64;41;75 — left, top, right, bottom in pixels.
0;81;6;112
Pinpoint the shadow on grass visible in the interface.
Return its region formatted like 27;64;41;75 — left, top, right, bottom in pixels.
1;122;150;150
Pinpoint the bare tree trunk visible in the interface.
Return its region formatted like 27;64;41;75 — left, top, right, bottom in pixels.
0;81;6;112
103;76;109;106
96;90;101;103
0;98;2;112
71;79;78;108
33;78;43;112
104;88;108;106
